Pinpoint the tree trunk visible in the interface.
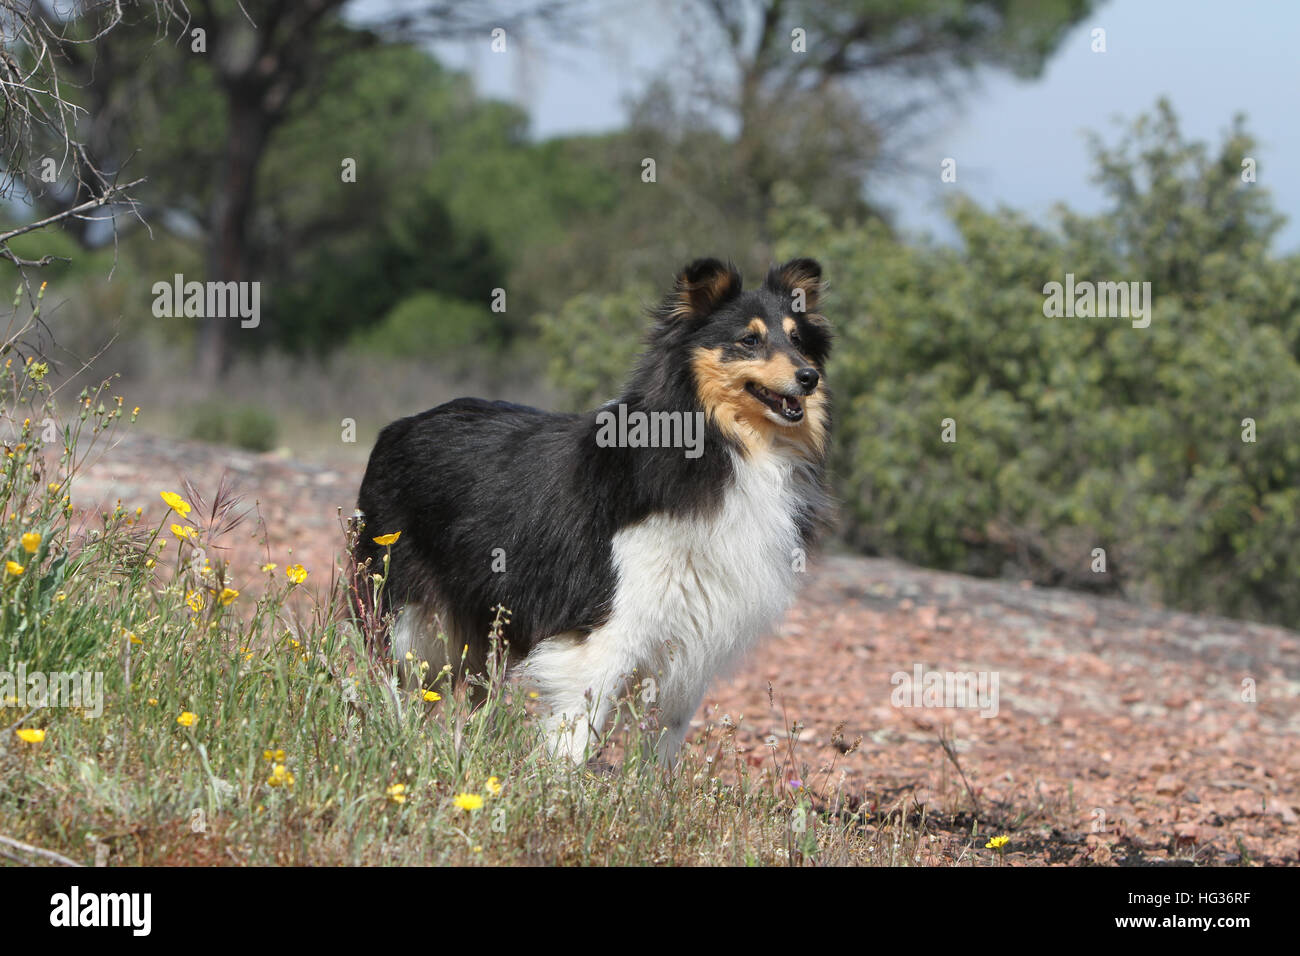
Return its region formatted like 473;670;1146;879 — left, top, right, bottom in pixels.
198;94;272;383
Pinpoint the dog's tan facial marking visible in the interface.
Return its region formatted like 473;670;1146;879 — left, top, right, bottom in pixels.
692;347;768;455
746;318;768;338
795;388;829;457
691;346;828;458
765;351;802;383
782;316;797;336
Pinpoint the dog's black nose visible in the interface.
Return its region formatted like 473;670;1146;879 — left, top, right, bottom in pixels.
795;367;819;393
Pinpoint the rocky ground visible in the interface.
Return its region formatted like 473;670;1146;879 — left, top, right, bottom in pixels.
74;431;1300;866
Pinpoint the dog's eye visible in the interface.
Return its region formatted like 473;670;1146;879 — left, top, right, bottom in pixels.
790;331;803;350
739;333;762;348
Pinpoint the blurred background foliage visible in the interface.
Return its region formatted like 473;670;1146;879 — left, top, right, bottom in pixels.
3;1;1298;627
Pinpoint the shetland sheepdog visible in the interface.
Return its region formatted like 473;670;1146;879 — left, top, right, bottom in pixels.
353;257;832;762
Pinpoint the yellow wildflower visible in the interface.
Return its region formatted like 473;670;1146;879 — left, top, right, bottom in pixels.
20;531;40;553
5;561;23;577
160;491;191;517
15;728;45;743
218;587;239;606
486;776;502;796
186;591;204;613
985;835;1010;850
386;783;407;805
422;690;441;703
372;532;402;546
285;564;307;584
267;764;295;788
452;793;484;811
176;711;197;728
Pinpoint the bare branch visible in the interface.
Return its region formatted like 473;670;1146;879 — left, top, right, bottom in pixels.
0;175;143;246
0;832;84;867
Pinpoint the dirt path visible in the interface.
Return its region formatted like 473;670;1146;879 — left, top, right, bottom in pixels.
75;432;1300;865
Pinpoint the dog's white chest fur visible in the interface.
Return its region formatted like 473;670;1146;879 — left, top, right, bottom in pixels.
522;448;804;760
610;449;801;679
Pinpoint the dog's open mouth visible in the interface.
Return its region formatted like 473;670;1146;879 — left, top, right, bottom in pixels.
746;382;804;422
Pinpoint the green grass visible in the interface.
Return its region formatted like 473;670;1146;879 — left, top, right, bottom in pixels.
0;510;878;865
0;298;906;867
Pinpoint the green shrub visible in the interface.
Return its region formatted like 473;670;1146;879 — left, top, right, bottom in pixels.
534;284;653;410
349;290;499;361
187;404;278;452
775;101;1300;625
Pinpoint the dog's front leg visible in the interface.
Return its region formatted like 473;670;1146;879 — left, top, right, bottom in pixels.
649;683;708;767
520;628;632;764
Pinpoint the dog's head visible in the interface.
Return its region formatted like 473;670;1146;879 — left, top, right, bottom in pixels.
660;257;831;457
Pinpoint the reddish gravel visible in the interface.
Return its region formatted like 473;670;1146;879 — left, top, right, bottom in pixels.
75;432;1300;866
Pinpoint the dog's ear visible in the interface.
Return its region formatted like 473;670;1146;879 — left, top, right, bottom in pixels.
669;258;742;320
765;258;822;314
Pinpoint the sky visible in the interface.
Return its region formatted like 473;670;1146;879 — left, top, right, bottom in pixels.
429;0;1300;252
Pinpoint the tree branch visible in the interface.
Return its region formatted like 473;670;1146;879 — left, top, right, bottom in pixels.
0;177;143;245
0;832;83;867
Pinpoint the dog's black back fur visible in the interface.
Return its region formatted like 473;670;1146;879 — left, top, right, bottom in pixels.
354;398;736;657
